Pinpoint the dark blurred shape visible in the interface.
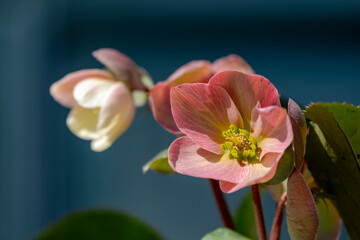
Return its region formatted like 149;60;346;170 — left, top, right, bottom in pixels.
36;209;163;240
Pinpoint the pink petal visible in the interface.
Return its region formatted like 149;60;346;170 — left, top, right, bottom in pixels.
220;152;282;193
92;48;144;90
169;136;249;182
171;83;243;154
209;71;280;129
251;105;293;159
149;60;212;135
92;82;135;151
149;82;183;136
212;54;255;74
165;60;212;86
50;69;114;108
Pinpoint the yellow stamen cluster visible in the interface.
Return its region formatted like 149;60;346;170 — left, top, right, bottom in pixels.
221;125;259;162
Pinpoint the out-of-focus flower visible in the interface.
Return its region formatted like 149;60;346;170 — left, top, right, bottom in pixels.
149;54;254;135
168;70;293;193
50;48;150;151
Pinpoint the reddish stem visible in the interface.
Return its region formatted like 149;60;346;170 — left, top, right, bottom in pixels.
252;184;267;240
209;179;235;230
269;192;287;240
299;159;306;174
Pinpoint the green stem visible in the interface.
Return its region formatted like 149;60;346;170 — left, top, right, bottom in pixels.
251;184;267;240
209;179;235;230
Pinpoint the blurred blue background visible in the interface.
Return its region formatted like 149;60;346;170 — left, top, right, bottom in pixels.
1;0;359;239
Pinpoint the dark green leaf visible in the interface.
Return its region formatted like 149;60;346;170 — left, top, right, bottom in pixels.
305;103;360;165
263;146;294;185
233;191;257;239
143;148;174;174
202;228;252;240
287;169;319;240
315;103;360;164
36;209;164;240
305;103;360;239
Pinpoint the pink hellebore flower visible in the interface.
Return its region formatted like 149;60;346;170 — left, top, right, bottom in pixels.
168;71;293;193
149;54;254;136
50;48;145;151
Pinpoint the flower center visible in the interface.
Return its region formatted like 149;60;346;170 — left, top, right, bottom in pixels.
221;125;259;162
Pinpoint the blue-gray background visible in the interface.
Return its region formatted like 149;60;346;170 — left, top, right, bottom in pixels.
0;0;359;239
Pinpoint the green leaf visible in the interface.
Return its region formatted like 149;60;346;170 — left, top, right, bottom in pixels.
138;66;154;89
132;90;148;107
315;103;360;164
317;198;342;240
263;146;294;185
131;67;154;107
305;103;360;165
233;191;257;239
143;148;174;174
36;209;164;240
288;98;307;168
304;103;360;239
261;180;287;202
202;228;252;240
287;169;319;240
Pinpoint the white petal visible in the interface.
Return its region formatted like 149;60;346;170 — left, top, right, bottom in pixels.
91;82;135;151
91;137;113;152
66;104;100;140
73;78;115;108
